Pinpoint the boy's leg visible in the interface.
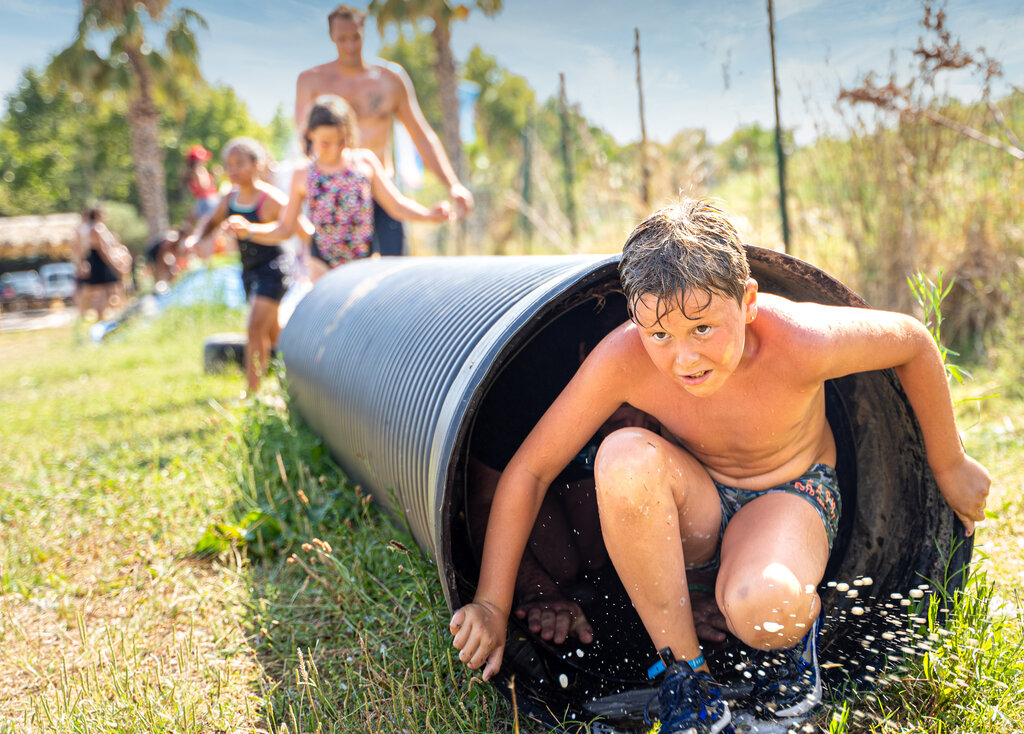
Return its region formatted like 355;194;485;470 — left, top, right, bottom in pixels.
594;427;722;666
716;492;829;649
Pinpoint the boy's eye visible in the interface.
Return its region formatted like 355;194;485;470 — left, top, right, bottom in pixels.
694;324;712;335
651;331;669;341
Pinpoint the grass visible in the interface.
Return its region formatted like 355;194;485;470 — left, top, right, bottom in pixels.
1;293;1022;733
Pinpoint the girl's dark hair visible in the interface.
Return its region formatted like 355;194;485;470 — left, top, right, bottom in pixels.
83;205;104;223
223;136;267;170
304;94;358;156
619;198;749;326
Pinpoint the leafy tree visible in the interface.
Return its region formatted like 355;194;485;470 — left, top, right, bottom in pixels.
368;0;503;180
48;0;207;236
463;46;534;159
163;83;271;225
380;32;442;135
0;68;134;216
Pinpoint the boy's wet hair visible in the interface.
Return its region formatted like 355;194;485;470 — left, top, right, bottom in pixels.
305;94;358;156
223;136;266;169
619;198;749;326
328;4;365;28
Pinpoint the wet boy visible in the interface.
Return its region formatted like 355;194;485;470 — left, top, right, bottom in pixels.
450;199;990;732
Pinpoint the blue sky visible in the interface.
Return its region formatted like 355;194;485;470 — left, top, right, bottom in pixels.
1;0;1022;145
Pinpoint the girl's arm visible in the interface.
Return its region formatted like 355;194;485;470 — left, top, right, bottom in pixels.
228;170;306;243
187;194;231;246
360;150;451;223
93;224;131;275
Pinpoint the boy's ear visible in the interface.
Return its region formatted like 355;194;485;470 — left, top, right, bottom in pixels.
744;278;758;304
744;278;758;321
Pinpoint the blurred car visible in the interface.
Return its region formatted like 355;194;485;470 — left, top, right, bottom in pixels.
39;262;77;304
0;270;45;312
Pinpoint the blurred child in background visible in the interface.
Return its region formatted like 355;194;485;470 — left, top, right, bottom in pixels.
231;94;450;282
189;137;308;394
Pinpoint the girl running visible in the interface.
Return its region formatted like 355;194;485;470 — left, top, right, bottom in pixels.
191;137;306;394
230;94;450;281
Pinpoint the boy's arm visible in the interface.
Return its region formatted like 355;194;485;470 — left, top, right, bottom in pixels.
450;335;631;680
810;303;990;533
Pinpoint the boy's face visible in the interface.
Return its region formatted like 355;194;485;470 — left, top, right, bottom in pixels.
633;279;758;397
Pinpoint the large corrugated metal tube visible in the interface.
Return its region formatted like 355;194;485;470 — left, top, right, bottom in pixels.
279;251;971;729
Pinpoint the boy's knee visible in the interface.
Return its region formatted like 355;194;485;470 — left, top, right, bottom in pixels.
719;563;817;649
593;428;664;504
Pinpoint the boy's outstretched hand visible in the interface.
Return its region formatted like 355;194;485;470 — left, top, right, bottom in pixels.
932;453;990;536
450;601;507;681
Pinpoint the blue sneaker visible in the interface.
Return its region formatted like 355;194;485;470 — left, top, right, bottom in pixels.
646;661;733;734
736;615;823;721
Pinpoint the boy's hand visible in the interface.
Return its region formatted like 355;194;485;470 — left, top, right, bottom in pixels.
932;454;990;536
515;597;594;645
450;601;507;681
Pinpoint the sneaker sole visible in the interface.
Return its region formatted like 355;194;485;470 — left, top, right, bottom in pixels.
770;617;822;719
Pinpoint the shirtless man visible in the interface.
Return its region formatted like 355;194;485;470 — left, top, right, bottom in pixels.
295;4;474;256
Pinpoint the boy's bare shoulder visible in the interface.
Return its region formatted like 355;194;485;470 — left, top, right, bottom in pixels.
585;320;656;378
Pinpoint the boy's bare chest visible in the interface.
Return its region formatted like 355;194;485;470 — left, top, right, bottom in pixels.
629;365;823;457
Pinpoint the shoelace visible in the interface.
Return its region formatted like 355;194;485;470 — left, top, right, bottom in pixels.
645;666;722;729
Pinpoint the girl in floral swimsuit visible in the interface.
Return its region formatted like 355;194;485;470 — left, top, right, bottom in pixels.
232;94;450;282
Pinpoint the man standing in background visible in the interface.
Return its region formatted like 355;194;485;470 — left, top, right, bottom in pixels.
295;4;474;256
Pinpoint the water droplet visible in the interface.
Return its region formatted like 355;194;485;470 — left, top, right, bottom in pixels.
559;673;569;688
851;606;865;616
763;621;784;633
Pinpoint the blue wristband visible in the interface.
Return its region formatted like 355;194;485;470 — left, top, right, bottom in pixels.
686;653;706;671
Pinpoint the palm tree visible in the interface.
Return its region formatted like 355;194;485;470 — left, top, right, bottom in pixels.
49;0;206;236
369;0;502;182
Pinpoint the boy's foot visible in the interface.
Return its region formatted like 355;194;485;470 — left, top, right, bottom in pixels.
736;615;823;721
646;662;732;734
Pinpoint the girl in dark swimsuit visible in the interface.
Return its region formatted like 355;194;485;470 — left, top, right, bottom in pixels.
190;137;297;395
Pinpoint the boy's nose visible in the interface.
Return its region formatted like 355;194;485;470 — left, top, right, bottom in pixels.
673;346;701;370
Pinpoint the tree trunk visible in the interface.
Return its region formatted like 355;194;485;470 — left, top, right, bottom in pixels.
430;17;464;255
431;18;463;180
126;48;169;237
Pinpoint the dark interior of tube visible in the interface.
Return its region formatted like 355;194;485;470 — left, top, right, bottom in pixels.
446;259;967;729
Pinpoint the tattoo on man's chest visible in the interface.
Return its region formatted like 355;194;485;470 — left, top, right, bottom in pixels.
367;93;384;116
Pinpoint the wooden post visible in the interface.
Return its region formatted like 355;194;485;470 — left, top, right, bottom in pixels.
634;27;651;206
767;0;791;253
558;73;578;248
519;109;534;251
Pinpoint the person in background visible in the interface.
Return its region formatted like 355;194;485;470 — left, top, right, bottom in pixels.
189;138;307;395
75;205;132;321
144;229;183;291
183;144;221;255
294;3;473;256
232;95;450;282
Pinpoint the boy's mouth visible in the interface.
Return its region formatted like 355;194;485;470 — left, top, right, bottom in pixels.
681;369;711;384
